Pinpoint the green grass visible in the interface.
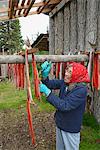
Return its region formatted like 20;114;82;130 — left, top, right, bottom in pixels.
0;81;26;110
83;112;99;131
80;126;100;150
80;113;100;150
0;81;54;111
0;81;100;149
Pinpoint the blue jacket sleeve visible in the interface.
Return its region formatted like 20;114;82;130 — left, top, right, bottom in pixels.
47;86;87;111
42;77;64;90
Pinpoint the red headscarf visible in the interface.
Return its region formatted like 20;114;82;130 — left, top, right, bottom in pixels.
69;62;90;83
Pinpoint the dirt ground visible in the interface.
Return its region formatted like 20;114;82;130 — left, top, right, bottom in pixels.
0;109;56;150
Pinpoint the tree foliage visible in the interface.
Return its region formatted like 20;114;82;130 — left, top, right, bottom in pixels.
0;19;24;54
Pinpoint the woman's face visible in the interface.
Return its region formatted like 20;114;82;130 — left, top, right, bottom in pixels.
64;66;72;83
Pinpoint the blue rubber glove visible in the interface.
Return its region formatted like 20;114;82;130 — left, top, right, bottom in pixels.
39;83;51;97
41;61;52;78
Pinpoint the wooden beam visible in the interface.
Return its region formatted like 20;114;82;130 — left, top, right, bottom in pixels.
0;55;24;64
0;55;88;64
0;6;51;21
14;7;51;18
8;0;15;19
24;0;35;17
18;0;26;15
23;0;31;15
33;0;60;7
37;0;50;14
0;0;61;13
49;0;72;17
15;0;61;11
13;0;20;16
29;7;52;15
18;48;39;56
0;0;62;21
0;0;62;20
8;0;13;18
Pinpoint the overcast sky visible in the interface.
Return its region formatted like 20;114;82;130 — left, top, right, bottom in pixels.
19;14;49;44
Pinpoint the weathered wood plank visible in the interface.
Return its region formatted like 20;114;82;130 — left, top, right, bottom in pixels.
54;14;58;54
77;0;86;51
85;0;97;51
0;55;24;64
49;0;72;17
49;17;55;54
57;10;64;54
24;0;35;16
64;3;70;54
37;0;50;14
0;55;88;64
70;0;77;53
18;48;38;56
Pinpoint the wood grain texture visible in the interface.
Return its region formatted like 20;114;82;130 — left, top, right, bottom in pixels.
64;3;70;54
57;11;64;54
49;17;55;54
85;0;97;51
77;0;86;51
70;0;77;53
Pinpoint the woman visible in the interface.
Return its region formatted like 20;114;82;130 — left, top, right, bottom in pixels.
39;61;90;150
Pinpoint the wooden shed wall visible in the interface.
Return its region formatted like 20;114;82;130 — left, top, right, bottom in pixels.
49;0;100;54
49;0;100;123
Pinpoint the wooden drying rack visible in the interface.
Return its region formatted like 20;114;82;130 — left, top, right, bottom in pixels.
0;0;62;21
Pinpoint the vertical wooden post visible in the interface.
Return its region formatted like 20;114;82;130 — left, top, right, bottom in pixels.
70;0;77;52
85;0;97;51
49;17;55;54
54;14;58;54
77;0;86;51
57;11;64;54
64;3;70;54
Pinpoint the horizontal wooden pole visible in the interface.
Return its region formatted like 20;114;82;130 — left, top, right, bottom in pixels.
0;55;88;64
